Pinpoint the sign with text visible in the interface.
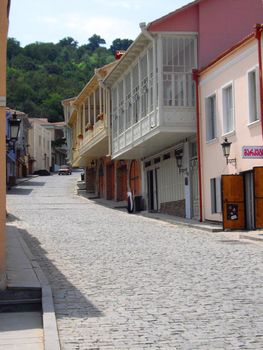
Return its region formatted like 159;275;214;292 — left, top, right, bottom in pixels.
242;146;263;159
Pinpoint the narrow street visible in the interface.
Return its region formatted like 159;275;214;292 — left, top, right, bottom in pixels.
6;172;263;350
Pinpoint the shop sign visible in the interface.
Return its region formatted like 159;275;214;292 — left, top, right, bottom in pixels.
242;146;263;158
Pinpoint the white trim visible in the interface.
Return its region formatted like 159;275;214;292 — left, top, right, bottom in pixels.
205;137;218;145
200;43;257;86
154;31;198;37
247;119;261;128
247;65;260;124
143;142;184;163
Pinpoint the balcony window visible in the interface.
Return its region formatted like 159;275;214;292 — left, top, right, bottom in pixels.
112;88;118;138
118;81;124;134
132;63;140;123
163;37;196;107
125;73;132;128
148;47;154;112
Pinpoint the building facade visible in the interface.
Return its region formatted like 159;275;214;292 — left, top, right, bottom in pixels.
199;27;263;230
28;119;52;173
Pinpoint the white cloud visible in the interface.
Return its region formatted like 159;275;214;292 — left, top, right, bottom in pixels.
64;14;138;45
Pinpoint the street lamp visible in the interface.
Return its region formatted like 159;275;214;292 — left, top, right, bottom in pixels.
175;150;187;173
221;137;236;166
9;112;21;141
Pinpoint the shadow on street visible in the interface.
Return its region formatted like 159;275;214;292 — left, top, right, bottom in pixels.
17;227;103;319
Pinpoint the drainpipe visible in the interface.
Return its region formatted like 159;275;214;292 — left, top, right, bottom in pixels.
255;24;263;138
192;69;203;222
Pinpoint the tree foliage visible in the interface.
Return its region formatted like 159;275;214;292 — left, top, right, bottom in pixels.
7;35;133;122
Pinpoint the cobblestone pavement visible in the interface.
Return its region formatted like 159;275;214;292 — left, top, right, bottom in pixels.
7;173;263;350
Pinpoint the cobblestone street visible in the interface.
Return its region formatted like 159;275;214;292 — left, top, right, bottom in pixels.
6;173;263;350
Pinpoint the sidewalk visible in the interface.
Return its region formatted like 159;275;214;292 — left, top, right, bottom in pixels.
0;223;60;350
78;189;263;242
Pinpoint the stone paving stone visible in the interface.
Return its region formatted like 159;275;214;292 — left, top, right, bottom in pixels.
6;173;263;350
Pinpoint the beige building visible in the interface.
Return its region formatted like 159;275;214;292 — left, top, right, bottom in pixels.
28;119;52;173
199;27;263;230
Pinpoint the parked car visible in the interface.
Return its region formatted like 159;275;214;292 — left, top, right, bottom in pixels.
58;165;72;175
33;169;50;176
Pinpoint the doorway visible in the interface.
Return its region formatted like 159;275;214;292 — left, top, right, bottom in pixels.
147;168;159;212
244;171;254;230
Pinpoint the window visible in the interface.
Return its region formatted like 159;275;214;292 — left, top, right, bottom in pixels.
210;178;221;214
248;69;259;123
205;94;216;141
222;84;234;134
163;152;170;160
162;36;196;107
140;54;148;118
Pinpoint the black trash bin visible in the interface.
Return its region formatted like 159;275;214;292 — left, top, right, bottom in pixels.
134;195;143;212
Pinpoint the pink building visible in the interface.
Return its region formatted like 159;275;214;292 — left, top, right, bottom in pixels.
198;26;263;230
103;0;263;221
148;0;263;68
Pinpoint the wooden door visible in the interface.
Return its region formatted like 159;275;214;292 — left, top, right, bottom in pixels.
117;165;127;201
106;163;115;200
130;160;141;196
222;175;245;230
254;167;263;229
98;164;104;198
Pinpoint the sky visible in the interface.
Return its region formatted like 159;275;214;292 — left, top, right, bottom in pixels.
8;0;191;48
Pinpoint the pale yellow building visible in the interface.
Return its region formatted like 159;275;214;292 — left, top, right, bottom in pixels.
28;119;52;173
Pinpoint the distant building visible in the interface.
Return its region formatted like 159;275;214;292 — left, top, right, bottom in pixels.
28;119;52;173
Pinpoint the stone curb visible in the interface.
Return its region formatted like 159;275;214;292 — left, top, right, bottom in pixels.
13;227;61;350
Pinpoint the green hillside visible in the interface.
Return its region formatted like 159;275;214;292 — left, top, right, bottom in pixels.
7;35;132;122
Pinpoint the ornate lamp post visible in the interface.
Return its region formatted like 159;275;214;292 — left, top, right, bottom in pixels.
221;137;237;166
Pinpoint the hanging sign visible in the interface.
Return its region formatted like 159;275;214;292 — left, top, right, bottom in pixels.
242;146;263;158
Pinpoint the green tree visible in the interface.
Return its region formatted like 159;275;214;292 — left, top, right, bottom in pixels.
86;34;106;51
110;38;133;54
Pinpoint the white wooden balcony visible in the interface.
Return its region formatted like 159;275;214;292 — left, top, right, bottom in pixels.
79;118;108;161
112;106;196;159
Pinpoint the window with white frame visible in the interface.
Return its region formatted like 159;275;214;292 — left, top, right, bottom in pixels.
132;63;140;123
112;88;118;138
118;81;124;134
140;53;148;118
148;47;154;112
248;68;260;123
162;36;196;107
210;177;221;214
222;84;234;134
125;73;132;128
205;94;216;141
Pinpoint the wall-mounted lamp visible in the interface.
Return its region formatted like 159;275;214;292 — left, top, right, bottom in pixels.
221;137;236;166
8;112;21;141
175;151;187;173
